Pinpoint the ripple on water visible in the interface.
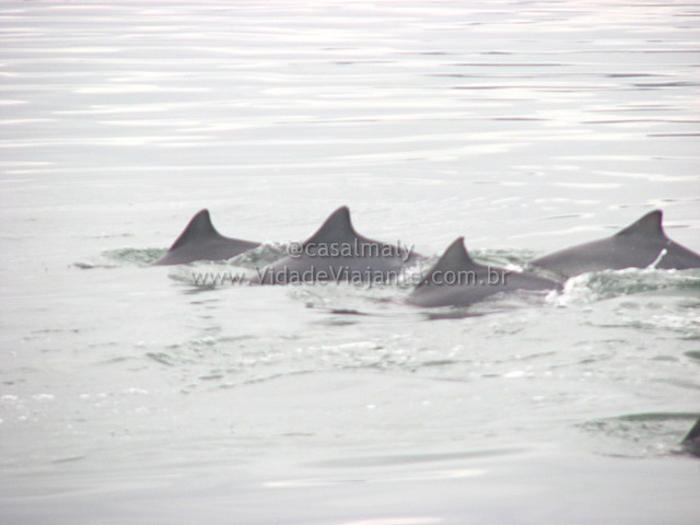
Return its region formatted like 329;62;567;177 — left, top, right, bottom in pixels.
580;412;700;458
554;268;700;305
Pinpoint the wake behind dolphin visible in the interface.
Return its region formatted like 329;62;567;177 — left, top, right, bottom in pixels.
253;206;421;284
530;210;700;278
154;209;260;266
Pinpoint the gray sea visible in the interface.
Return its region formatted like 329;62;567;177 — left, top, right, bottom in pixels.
1;1;699;524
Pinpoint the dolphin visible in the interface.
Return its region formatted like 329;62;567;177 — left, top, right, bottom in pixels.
253;206;420;284
682;416;700;457
530;210;700;278
154;209;260;265
407;237;561;308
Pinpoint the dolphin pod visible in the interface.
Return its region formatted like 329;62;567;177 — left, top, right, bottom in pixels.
154;207;700;307
153;210;700;456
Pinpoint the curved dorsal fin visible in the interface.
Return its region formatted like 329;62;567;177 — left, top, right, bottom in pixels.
305;206;357;244
169;209;222;250
615;210;665;238
428;237;479;274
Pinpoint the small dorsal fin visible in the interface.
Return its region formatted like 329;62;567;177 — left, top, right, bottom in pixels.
169;209;222;250
684;417;700;443
305;206;357;244
615;210;665;238
683;416;700;457
428;237;480;275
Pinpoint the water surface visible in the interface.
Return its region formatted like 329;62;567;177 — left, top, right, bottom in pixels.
1;1;699;524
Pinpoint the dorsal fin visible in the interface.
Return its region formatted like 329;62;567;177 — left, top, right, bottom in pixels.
684;417;700;444
425;237;480;277
304;206;358;244
615;210;665;238
169;209;222;250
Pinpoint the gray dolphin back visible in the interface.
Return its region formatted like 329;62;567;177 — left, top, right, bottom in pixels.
154;209;259;265
531;210;700;278
407;237;560;308
254;206;420;284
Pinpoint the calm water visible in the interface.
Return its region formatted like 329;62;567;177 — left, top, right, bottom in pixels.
1;1;699;523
